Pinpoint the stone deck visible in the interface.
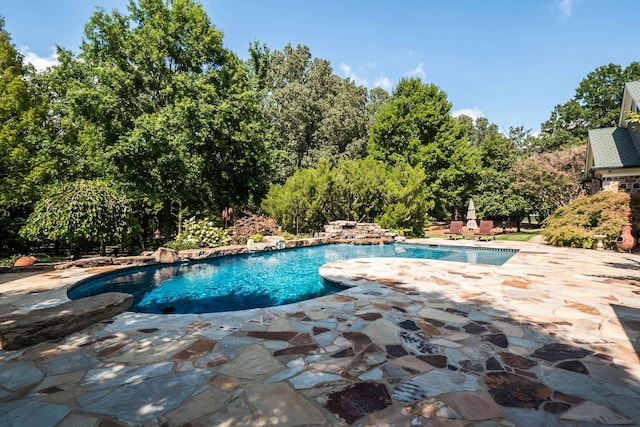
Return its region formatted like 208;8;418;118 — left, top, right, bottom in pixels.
0;239;639;426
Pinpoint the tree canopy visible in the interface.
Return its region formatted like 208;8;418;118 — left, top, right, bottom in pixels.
0;18;47;216
369;78;479;218
261;44;369;182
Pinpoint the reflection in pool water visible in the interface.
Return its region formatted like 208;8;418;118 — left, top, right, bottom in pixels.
67;243;516;314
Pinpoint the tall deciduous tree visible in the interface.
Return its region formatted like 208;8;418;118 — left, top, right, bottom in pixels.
473;133;529;229
263;44;368;181
0;19;52;251
0;19;46;216
456;115;499;148
53;0;271;238
368;78;479;219
538;62;640;152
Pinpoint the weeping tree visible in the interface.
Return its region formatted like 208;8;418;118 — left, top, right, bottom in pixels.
21;180;135;259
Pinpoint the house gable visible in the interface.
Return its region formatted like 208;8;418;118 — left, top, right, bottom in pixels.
587;81;640;194
587;127;640;170
619;81;640;127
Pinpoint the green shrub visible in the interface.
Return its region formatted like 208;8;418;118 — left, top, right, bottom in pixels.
0;254;24;267
169;217;232;249
280;231;296;240
542;191;640;248
164;240;200;251
249;233;263;243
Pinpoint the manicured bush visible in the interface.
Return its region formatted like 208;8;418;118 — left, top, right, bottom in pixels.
262;157;432;235
166;217;232;249
280;231;296;240
542;191;640;248
249;233;263;243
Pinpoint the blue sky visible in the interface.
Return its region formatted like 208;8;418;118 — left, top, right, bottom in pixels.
2;0;638;133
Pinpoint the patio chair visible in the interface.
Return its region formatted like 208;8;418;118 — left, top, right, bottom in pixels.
443;221;464;239
474;220;495;241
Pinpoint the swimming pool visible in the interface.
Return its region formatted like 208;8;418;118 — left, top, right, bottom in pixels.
67;243;516;314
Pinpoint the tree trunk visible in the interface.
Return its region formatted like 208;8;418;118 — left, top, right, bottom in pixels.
516;217;522;232
100;240;106;257
177;201;183;236
162;200;172;243
72;245;81;260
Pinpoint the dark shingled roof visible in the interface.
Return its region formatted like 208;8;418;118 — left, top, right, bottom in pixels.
588;127;640;169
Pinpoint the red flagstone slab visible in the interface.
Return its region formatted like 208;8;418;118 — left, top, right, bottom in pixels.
325;382;391;424
391;355;434;372
358;313;382;321
343;332;372;353
417;354;448;368
173;338;215;360
565;303;600;315
445;390;505;420
552;391;584;404
273;344;318;356
434;277;455;286
529;343;592;362
289;333;314;346
544;401;572;414
501;280;530;289
485;372;551;409
556;360;589;374
246;331;297;341
498;352;537;370
312;326;330;335
416;322;442;335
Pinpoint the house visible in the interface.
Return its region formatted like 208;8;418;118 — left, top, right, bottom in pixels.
585;81;640;194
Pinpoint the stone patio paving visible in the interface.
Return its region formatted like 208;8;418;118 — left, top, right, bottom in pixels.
1;238;640;426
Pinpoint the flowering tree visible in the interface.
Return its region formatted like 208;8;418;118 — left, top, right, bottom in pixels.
512;146;587;218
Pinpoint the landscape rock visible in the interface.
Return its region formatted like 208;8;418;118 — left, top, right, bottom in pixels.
153;247;179;263
319;220;397;240
0;292;133;350
56;257;114;269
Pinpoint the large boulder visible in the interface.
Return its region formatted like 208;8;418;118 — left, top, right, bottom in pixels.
0;292;133;350
153;247;180;264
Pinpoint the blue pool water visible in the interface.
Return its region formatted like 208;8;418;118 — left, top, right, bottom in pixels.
67;243;515;314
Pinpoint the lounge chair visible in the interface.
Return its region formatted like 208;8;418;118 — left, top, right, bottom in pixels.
474;220;495;241
443;221;464;239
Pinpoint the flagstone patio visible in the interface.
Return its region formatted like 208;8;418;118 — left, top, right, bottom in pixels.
1;238;639;426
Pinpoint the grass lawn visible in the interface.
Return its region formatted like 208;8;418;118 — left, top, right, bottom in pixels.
0;254;69;267
495;230;541;241
422;229;541;242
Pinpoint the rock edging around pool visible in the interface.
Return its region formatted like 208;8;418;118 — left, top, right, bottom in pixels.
2;237;399;274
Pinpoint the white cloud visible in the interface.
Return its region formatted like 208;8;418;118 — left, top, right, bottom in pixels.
339;62;368;86
452;108;484;121
374;75;392;90
558;0;574;18
407;63;425;79
20;46;58;72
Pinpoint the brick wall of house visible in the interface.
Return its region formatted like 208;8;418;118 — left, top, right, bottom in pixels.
601;176;640;193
